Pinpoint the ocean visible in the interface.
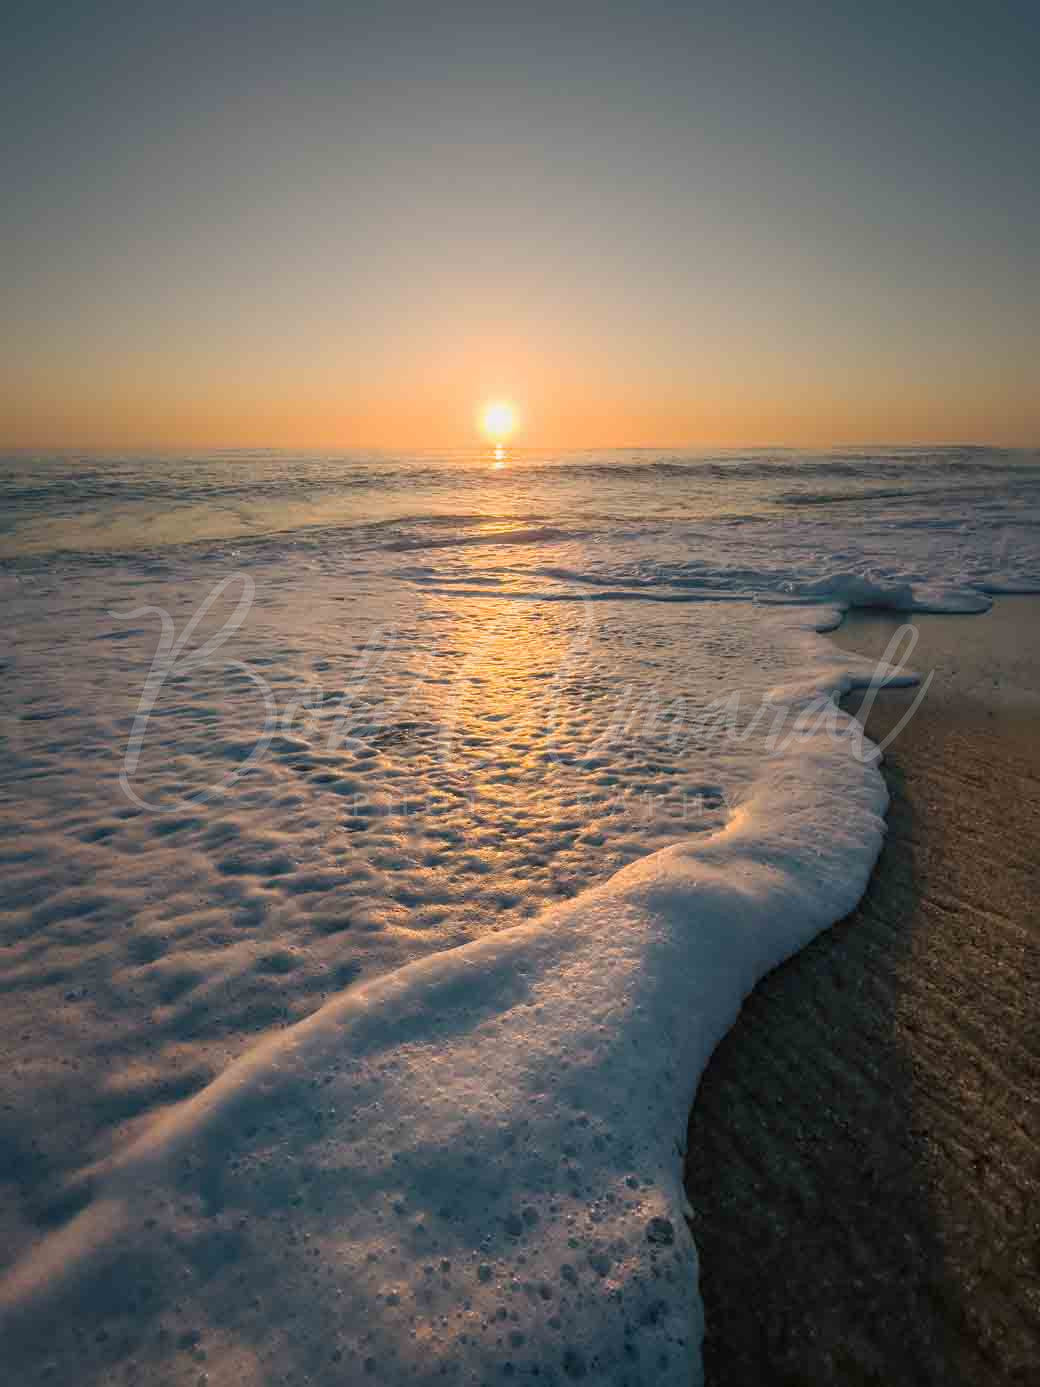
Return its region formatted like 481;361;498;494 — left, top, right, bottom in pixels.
2;446;1039;1384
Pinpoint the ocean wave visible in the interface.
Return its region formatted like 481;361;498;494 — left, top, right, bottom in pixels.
380;524;591;552
3;447;1039;566
778;477;1040;509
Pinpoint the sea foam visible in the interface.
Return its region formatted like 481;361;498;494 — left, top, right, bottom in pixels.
2;612;896;1386
2;447;1040;1384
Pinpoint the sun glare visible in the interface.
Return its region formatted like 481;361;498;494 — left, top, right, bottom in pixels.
480;400;518;442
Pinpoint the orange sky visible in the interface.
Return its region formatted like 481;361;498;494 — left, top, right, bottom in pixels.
4;366;1036;453
3;3;1038;453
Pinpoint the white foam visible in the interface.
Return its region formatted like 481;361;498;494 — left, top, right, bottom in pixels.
0;621;895;1385
3;447;1039;1382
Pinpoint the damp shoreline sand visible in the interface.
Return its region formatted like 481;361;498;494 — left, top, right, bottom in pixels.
685;594;1040;1385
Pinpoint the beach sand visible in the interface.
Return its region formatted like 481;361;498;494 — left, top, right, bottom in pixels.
684;595;1040;1384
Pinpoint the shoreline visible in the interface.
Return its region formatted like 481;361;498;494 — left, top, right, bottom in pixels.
684;594;1040;1385
2;593;1036;1384
0;600;902;1387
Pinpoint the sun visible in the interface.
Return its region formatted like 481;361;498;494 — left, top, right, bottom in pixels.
479;400;518;442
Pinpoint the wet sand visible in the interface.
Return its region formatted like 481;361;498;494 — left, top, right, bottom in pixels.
685;596;1040;1385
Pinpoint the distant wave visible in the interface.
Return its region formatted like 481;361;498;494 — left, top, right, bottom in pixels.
778;477;1040;508
380;524;589;552
3;446;1039;575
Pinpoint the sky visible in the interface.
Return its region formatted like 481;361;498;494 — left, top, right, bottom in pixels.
2;0;1038;451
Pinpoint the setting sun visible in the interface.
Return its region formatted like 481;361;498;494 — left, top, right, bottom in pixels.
480;400;518;442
